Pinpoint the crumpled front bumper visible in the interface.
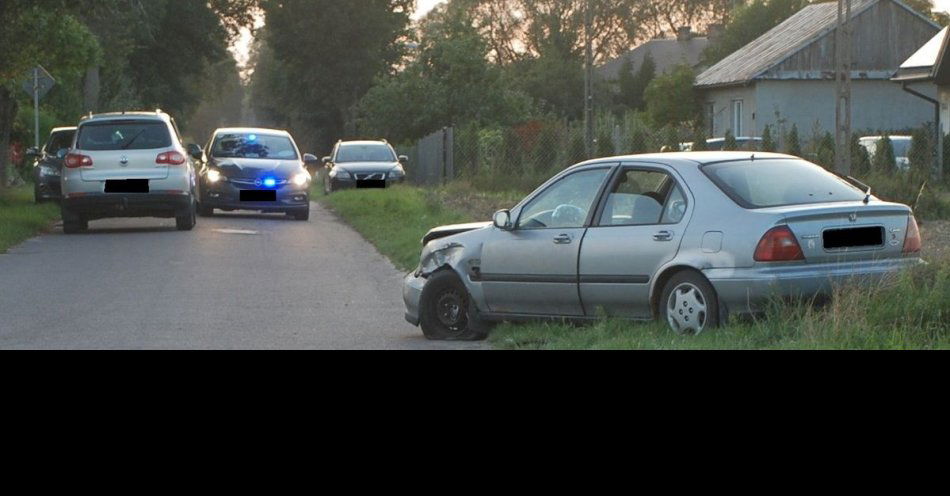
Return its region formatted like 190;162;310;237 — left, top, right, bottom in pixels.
403;271;426;326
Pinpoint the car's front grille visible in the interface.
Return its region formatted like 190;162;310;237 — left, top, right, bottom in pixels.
230;177;289;186
355;173;386;181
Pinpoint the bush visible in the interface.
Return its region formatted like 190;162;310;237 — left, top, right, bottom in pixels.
761;125;776;152
723;130;737;151
785;124;802;156
871;134;896;173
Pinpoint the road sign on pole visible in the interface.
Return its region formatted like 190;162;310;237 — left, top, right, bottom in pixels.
20;65;55;150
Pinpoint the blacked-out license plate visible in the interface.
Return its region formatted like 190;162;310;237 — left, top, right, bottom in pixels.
105;179;149;193
240;190;277;202
357;180;386;189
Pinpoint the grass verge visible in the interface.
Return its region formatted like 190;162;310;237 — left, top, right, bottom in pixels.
490;255;950;350
0;187;60;254
316;185;476;271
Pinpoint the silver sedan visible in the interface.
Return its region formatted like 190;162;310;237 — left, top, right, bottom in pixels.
403;152;924;339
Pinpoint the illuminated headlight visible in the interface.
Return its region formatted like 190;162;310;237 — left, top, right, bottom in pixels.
330;169;351;179
207;169;223;183
39;166;60;177
388;167;405;179
292;172;311;187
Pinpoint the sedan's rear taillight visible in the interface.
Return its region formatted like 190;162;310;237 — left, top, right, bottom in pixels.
65;153;93;168
156;151;186;166
903;215;922;254
754;226;805;262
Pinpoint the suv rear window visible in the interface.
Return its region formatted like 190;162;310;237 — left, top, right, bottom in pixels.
77;121;172;151
702;159;865;208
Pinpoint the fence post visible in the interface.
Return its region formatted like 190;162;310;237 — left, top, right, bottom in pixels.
443;127;454;184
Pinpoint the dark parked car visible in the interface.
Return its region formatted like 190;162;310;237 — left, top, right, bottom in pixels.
196;127;318;221
29;126;76;203
323;140;408;194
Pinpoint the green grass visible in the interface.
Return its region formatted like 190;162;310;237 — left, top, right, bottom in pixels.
490;255;950;350
316;185;474;271
0;186;60;253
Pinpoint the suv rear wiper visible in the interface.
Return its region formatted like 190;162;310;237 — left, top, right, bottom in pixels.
120;129;146;150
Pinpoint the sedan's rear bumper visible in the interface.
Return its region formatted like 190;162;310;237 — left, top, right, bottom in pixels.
705;257;924;314
62;192;192;219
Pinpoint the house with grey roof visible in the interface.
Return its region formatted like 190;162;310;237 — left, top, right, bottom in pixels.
598;27;709;82
893;25;950;178
695;0;940;141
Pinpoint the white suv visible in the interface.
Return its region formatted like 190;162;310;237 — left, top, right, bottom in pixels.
60;111;199;234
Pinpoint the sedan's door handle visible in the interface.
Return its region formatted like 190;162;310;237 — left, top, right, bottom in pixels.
554;234;573;245
653;230;674;242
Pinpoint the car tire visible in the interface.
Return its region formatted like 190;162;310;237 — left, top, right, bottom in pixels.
176;199;197;231
659;271;720;336
290;207;310;221
419;271;490;341
61;207;87;234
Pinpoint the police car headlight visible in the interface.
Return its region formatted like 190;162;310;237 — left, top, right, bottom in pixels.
39;166;60;177
293;172;311;187
330;169;351;179
207;169;222;183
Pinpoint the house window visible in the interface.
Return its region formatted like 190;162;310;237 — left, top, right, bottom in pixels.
731;100;743;137
705;103;714;137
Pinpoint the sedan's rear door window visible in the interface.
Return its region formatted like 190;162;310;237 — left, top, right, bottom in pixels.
598;169;685;226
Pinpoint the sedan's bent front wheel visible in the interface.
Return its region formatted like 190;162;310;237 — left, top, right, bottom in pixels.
660;271;720;336
419;271;490;341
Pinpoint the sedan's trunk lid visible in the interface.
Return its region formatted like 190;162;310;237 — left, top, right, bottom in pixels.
761;201;912;263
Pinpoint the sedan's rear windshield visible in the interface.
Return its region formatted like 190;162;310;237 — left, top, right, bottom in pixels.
77;121;171;150
702;159;866;208
212;133;298;160
335;144;395;163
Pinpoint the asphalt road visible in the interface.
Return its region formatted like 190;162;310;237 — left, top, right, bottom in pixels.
0;201;486;349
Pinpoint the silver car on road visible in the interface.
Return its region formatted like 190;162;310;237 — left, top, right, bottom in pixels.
403;152;924;339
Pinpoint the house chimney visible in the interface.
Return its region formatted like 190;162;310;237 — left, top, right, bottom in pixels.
707;24;723;42
677;26;692;41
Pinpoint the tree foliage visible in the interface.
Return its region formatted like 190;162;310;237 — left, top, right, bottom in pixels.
644;65;699;128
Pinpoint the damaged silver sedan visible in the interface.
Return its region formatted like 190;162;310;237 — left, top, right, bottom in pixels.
403;152;924;340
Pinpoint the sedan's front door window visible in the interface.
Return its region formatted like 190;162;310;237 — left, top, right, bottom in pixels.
518;168;610;229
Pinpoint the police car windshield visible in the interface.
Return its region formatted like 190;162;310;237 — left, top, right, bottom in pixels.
212;133;298;160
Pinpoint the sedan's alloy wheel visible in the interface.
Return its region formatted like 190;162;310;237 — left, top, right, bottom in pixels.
436;290;468;332
667;283;708;335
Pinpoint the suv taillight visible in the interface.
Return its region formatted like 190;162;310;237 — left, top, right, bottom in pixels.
65;153;93;168
754;226;805;262
903;215;922;254
156;151;186;166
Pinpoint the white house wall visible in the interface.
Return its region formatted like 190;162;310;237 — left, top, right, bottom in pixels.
703;80;936;140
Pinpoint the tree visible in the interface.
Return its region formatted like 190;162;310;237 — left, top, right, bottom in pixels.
252;0;413;151
616;52;655;111
644;65;699;128
785;124;802;157
851;133;871;177
357;2;532;142
0;0;100;188
871;135;896;173
723;129;737;151
761;124;776;152
816;131;836;169
908;127;933;179
702;0;809;66
691;124;708;151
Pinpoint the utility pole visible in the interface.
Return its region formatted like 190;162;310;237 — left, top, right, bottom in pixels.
584;0;594;159
835;0;852;175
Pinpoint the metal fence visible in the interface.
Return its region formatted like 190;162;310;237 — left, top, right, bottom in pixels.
401;127;454;186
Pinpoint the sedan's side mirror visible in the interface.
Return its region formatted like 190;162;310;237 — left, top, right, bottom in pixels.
398;155;409;164
56;148;69;160
26;147;40;158
322;156;332;164
303;153;319;166
187;144;203;160
493;209;513;231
